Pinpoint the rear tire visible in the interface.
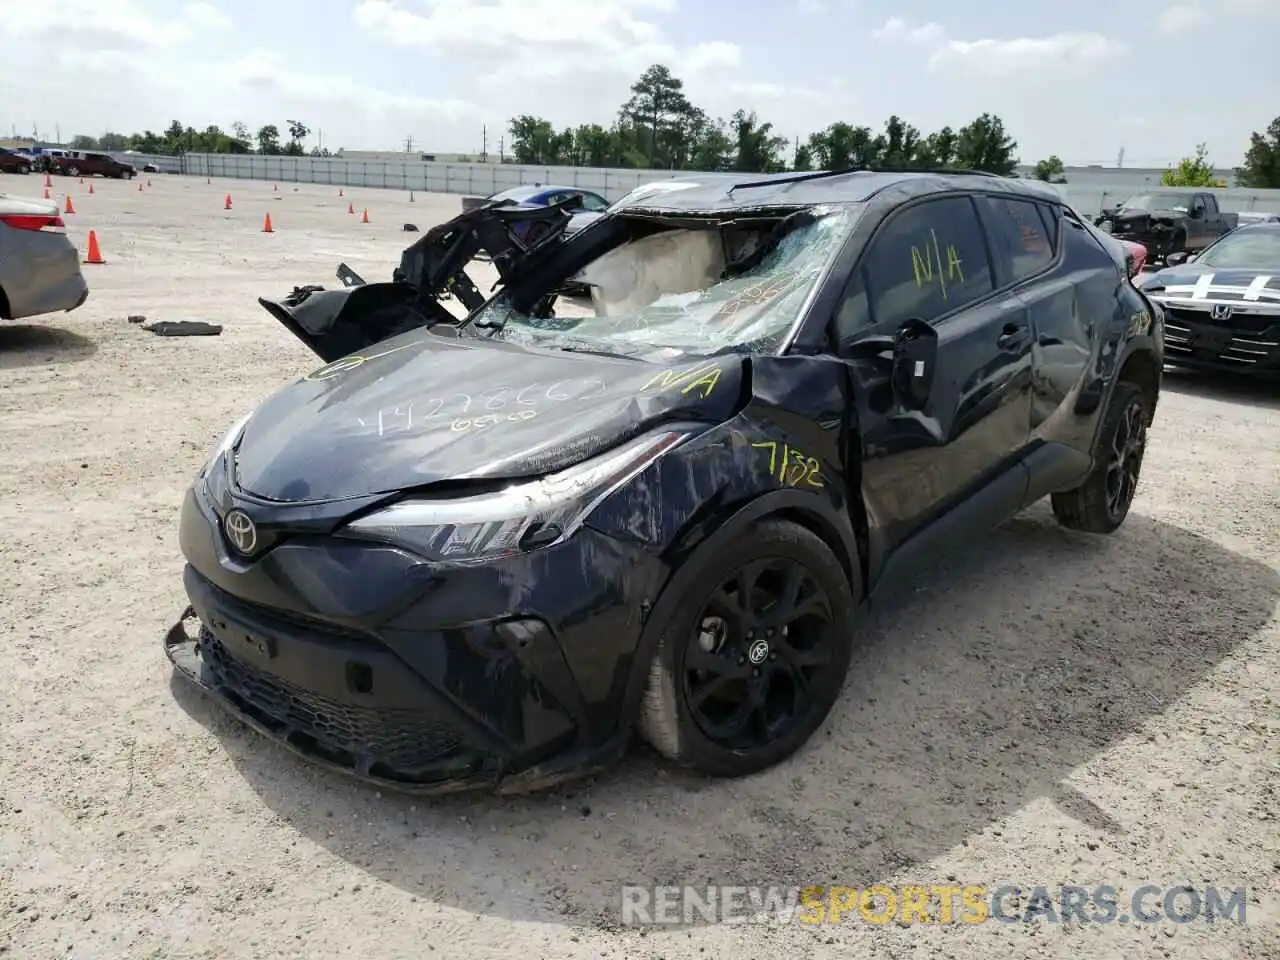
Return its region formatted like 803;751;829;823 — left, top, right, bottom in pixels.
67;166;79;177
638;519;859;778
1051;381;1150;534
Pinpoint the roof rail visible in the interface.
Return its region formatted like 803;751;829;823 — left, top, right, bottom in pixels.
726;165;1008;194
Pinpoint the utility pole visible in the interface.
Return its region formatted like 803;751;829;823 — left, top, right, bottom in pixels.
55;123;60;144
1117;147;1125;168
499;137;504;164
481;125;487;162
404;134;414;154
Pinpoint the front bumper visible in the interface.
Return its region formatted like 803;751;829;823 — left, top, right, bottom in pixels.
1158;304;1280;378
166;485;668;794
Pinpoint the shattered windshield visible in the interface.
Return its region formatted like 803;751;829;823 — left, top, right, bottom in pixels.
470;205;859;358
1120;194;1188;213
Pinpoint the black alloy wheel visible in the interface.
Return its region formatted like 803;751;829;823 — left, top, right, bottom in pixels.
1105;394;1147;523
1051;380;1151;534
683;559;834;750
639;519;859;777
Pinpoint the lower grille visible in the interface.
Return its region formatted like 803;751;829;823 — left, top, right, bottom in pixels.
1163;308;1280;367
200;629;464;771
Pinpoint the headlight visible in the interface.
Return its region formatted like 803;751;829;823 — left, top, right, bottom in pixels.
197;412;252;486
343;429;691;562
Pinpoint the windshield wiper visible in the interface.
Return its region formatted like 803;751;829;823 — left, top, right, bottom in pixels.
552;340;644;361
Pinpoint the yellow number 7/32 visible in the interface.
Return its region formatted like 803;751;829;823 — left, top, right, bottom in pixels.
751;441;823;488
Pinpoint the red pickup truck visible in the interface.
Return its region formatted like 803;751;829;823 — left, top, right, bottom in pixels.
53;151;136;179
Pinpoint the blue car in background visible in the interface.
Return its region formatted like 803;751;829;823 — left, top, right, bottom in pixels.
462;184;610;234
462;184;611;294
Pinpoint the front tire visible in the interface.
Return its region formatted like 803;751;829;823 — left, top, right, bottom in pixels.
1051;380;1150;534
638;518;858;778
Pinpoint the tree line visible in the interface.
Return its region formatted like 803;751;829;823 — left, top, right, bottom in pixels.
68;119;326;157
59;66;1280;189
507;65;1021;176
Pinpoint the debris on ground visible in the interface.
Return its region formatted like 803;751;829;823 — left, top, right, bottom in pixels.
403;223;419;232
141;321;223;337
127;315;146;324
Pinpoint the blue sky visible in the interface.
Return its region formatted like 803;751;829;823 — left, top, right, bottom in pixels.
3;0;1277;167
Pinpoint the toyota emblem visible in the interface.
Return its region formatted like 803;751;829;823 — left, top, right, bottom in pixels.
747;638;770;665
223;509;258;555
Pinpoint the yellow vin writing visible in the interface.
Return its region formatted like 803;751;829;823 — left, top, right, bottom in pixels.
752;441;823;488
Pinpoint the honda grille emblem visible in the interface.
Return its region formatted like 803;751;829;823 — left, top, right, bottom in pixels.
223;509;258;555
1210;304;1233;320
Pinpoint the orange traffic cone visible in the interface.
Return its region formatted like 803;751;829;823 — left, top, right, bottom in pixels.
409;191;414;202
64;195;75;215
262;212;273;233
44;173;52;187
147;178;152;187
138;181;143;191
84;230;105;264
206;177;211;184
78;177;84;184
273;183;278;192
338;188;344;197
42;187;50;199
88;182;94;194
361;208;369;223
224;193;232;210
347;202;354;215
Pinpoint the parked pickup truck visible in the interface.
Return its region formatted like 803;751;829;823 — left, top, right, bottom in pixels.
1095;190;1236;263
53;151;136;179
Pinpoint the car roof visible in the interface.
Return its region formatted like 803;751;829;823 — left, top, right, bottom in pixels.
613;169;1061;212
1232;220;1280;234
491;184;580;201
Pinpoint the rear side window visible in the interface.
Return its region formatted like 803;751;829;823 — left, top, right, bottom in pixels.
978;196;1055;284
858;195;995;328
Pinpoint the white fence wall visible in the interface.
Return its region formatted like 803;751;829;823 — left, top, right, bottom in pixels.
178;152;1280;218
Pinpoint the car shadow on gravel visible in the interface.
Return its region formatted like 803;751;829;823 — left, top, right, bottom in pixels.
0;324;97;368
1161;365;1280;410
170;504;1279;929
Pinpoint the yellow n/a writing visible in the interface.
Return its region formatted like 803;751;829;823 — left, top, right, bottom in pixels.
910;229;965;300
639;363;720;399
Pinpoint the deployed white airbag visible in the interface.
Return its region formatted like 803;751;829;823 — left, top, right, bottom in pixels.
575;229;725;315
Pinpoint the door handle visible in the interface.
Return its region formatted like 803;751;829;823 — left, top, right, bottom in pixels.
996;322;1029;349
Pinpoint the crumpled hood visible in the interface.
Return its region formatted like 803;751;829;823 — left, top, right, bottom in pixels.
234;329;743;503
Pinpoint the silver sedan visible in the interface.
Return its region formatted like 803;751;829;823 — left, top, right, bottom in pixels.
0;192;89;321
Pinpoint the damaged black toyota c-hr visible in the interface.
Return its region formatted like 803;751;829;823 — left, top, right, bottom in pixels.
166;169;1164;795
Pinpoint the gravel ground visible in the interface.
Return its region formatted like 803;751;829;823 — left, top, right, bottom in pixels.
1;172;1278;960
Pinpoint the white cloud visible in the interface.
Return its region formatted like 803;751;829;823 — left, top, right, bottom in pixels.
215;53;476;121
871;18;1124;77
1157;5;1210;32
5;0;231;48
872;17;946;44
183;2;232;31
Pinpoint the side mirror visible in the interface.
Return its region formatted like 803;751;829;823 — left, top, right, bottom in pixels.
841;318;938;410
891;318;938;410
1165;251;1190;267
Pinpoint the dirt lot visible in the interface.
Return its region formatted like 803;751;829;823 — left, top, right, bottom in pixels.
1;172;1278;960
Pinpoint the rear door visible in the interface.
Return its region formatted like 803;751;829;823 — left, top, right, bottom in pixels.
973;194;1072;433
834;193;1034;563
